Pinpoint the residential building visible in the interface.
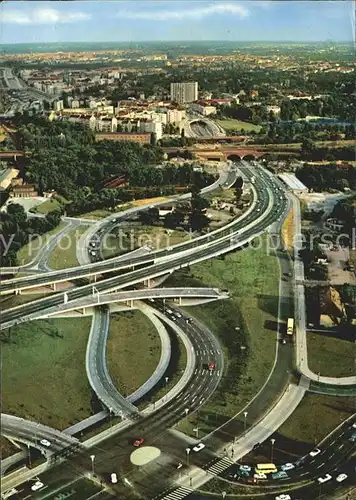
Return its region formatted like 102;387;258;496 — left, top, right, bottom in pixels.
167;108;186;124
170;82;198;104
9;178;38;198
190;102;217;116
139;120;163;141
53;100;64;112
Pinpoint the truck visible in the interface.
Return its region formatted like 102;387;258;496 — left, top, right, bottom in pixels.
287;318;294;336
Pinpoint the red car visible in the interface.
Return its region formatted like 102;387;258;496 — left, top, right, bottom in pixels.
133;437;144;447
208;362;216;371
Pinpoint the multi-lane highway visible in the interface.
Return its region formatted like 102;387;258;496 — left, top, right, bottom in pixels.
3;160;351;500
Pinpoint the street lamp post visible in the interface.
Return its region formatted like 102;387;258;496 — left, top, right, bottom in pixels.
27;444;32;468
270;438;276;462
186;448;191;467
243;411;248;431
90;454;95;476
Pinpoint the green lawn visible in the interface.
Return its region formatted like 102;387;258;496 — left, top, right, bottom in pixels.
107;310;187;409
278;393;354;446
75;209;113;220
216;118;261;133
107;310;161;397
1;318;93;430
167;234;280;436
31;195;68;215
102;224;190;259
47;225;89;269
307;332;356;378
16;222;67;265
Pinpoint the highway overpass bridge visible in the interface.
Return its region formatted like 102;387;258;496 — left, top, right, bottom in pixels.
0;288;228;329
163;146;266;161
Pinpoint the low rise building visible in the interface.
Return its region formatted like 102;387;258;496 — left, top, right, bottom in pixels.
95;132;151;145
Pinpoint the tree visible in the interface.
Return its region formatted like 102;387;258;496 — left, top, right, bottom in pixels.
139;207;159;226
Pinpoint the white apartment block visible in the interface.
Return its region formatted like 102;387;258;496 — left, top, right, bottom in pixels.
53;100;64;112
139;120;162;141
170;82;198;104
167;108;186;124
190;103;217;116
89;116;118;132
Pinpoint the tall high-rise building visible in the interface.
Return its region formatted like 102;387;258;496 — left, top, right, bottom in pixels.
170;82;198;104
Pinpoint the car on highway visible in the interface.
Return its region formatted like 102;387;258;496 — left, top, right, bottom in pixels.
336;473;348;482
175;312;182;318
272;471;289;480
281;463;295;471
133;437;144;447
352;422;356;429
254;472;267;480
31;481;44;491
192;442;205;452
348;432;356;442
40;439;51;447
309;447;321;457
275;495;291;500
111;472;118;483
317;473;332;484
239;465;251;472
208;361;216;371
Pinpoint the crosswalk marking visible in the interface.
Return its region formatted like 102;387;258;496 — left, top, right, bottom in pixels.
161;486;193;499
206;457;234;476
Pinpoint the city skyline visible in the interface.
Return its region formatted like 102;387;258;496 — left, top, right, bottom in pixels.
0;1;354;44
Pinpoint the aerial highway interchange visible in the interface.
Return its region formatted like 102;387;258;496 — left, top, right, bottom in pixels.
1;162;355;500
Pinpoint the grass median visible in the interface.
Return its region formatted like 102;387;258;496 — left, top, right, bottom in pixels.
102;224;190;259
275;393;355;458
1;318;93;430
107;310;161;397
166;234;280;437
47;225;89;269
16;222;67;266
307;331;356;378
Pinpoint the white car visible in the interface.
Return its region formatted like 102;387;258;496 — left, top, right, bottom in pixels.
175;312;182;318
317;473;332;484
31;481;44;491
352;422;356;429
192;443;205;452
239;465;251;472
254;472;267;480
111;472;118;483
40;439;51;447
309;448;321;457
281;463;295;471
275;495;291;500
336;473;347;482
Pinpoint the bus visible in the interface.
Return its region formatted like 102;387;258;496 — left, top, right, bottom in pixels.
287;318;294;336
255;463;278;474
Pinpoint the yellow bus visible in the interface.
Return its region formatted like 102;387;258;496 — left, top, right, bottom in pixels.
255;463;278;474
287;318;294;336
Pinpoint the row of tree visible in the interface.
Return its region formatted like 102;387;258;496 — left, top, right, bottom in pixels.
15;115;214;215
296;162;356;192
